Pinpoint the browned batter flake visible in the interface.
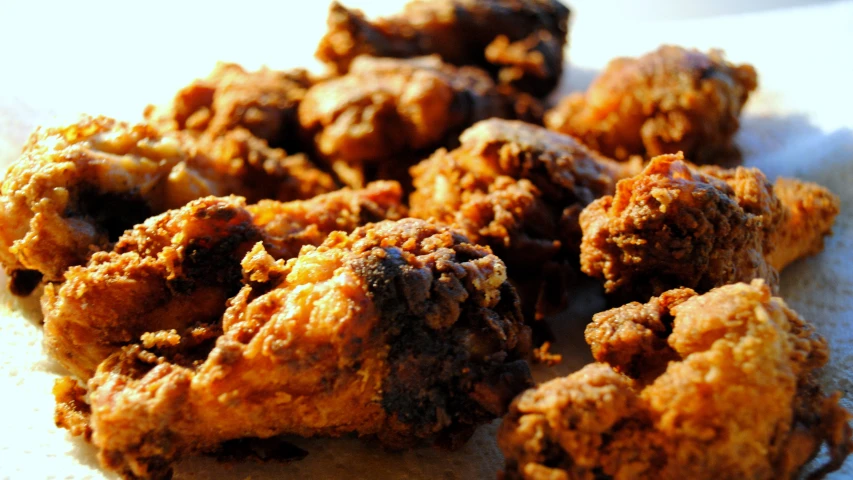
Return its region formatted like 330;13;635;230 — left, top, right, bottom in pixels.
546;45;757;163
316;0;570;97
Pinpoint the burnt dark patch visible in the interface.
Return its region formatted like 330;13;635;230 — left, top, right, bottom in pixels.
8;269;42;296
75;188;153;242
168;223;261;296
350;246;531;444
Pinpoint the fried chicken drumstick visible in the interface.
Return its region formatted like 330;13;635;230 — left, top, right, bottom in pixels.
299;55;530;189
0;115;335;295
580;154;839;301
316;0;570;97
499;280;852;479
546;45;757;163
56;218;532;479
144;62;314;151
410;118;639;318
43;182;404;380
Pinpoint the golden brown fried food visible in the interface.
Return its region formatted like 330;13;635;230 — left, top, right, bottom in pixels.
580;154;839;301
410;119;639;317
57;218;532;479
299;55;520;189
191;127;337;203
0;116;336;296
500;281;852;480
145;62;314;150
546;45;757;163
42;182;404;380
316;0;570;97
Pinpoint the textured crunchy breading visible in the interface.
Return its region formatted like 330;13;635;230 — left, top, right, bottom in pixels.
0;116;336;296
499;281;852;479
144;62;314;150
316;0;570;97
299;55;521;189
410;119;639;317
57;218;532;479
42;182;404;380
545;45;757;163
580;154;839;301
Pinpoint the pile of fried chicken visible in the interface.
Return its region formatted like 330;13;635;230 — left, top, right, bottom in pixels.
1;1;849;479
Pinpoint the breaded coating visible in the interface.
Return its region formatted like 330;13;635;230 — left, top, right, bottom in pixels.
57;219;532;479
410;119;638;317
0;116;336;296
546;45;757;163
42;182;405;380
316;0;570;97
299;55;518;189
500;281;852;480
580;154;839;301
192;127;337;203
145;62;314;150
763;177;841;271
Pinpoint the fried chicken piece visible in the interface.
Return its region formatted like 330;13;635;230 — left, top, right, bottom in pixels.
500;281;852;479
191;127;337;203
410;119;639;318
145;62;314;150
299;55;520;189
316;0;570;97
546;45;757;163
42;182;405;380
57;218;531;479
0;116;336;296
580;154;839;301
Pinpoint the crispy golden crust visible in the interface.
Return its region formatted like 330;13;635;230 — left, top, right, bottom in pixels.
192;128;337;203
315;0;570;96
765;177;840;271
0;116;208;290
145;62;314;150
59;219;531;479
580;154;838;301
299;55;515;188
545;45;757;163
0;115;337;296
500;281;852;480
42;183;405;380
410;119;638;317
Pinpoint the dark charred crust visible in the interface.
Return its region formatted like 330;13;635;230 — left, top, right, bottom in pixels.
8;268;42;296
350;237;531;445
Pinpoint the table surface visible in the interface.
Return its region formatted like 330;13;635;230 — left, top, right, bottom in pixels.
0;1;852;478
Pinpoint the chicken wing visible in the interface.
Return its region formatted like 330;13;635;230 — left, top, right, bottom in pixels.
546;45;757;163
579;153;839;301
0;115;335;295
57;218;532;479
410;118;639;318
42;182;404;380
499;280;852;479
299;55;527;189
316;0;570;97
144;62;314;150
